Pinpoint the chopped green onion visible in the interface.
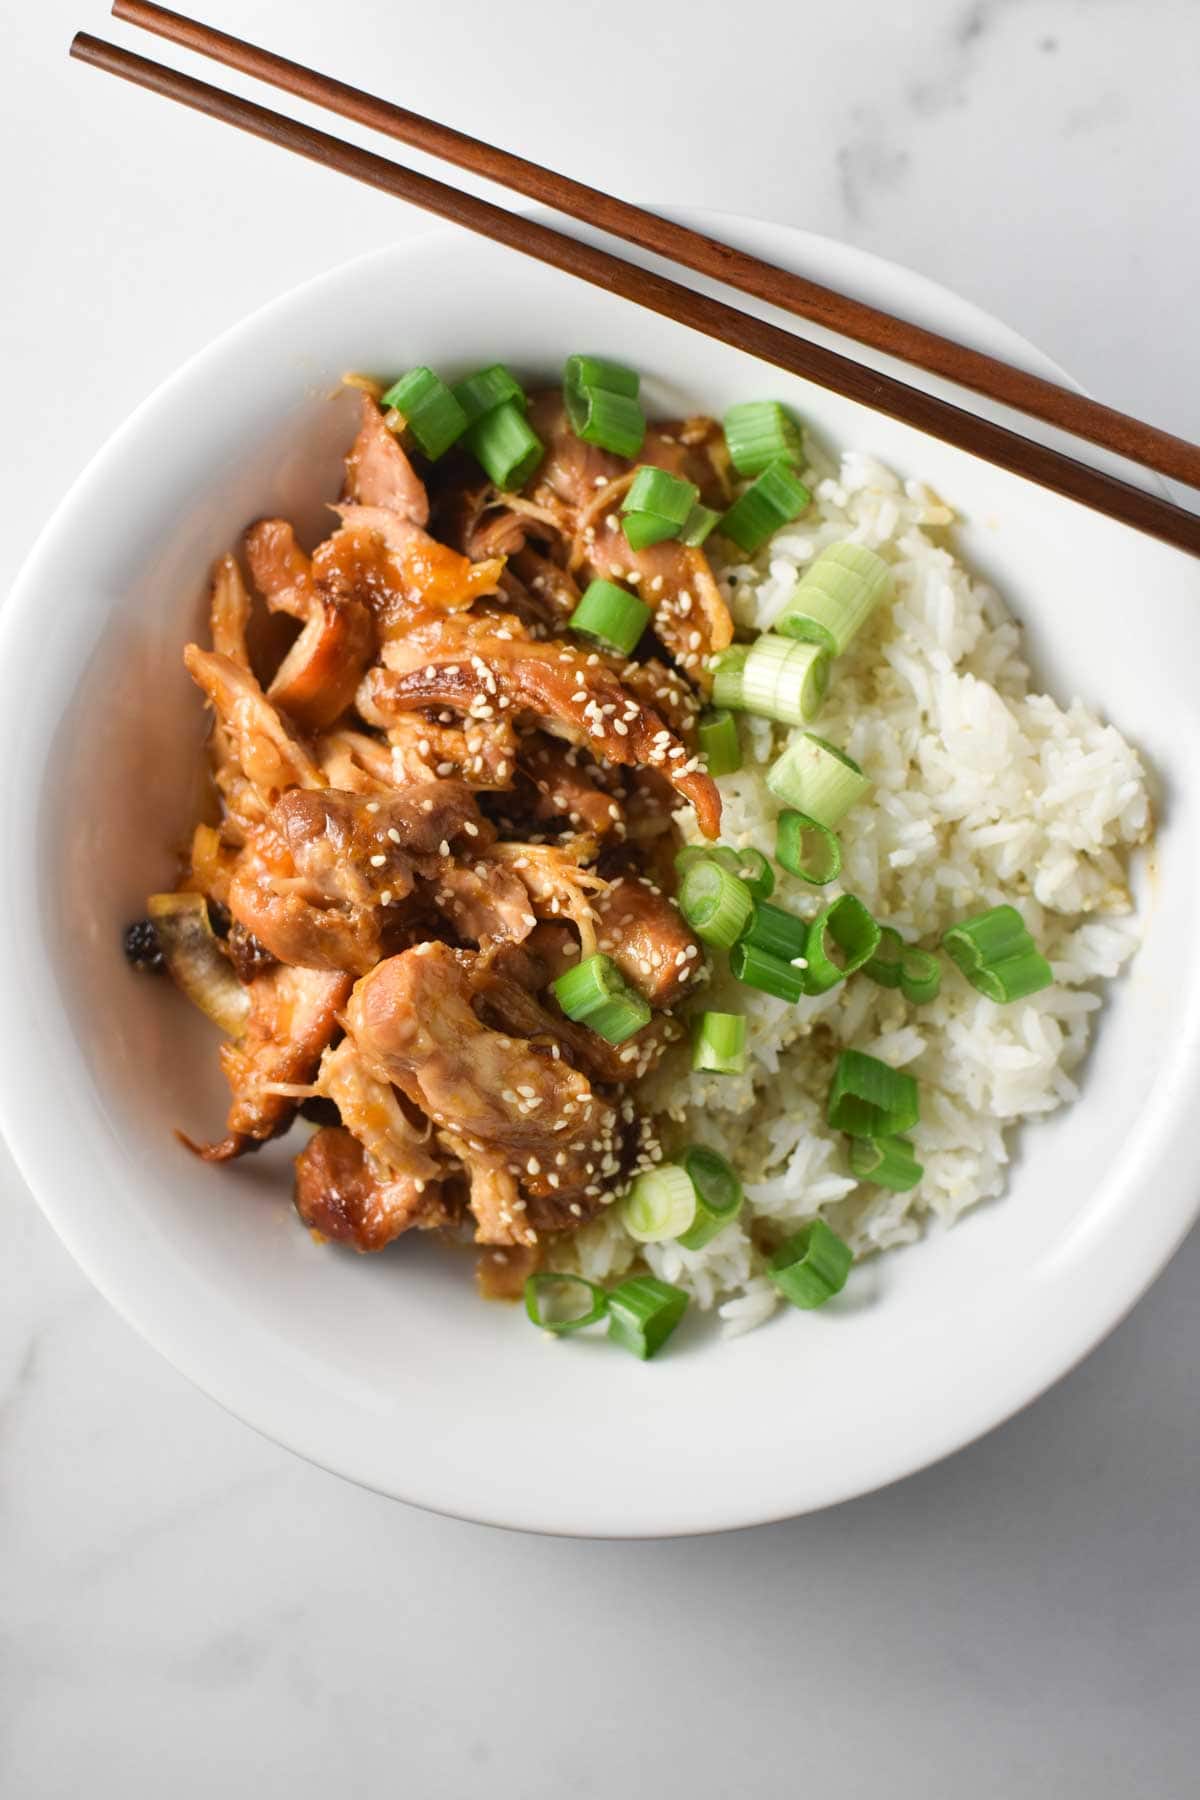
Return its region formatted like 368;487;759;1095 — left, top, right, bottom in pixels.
828;1049;919;1137
621;1164;697;1244
607;1276;688;1359
731;847;774;899
674;844;735;879
524;1272;608;1332
552;953;651;1044
765;732;870;827
900;947;941;1006
678;860;754;949
775;810;842;885
775;543;892;654
681;503;719;546
804;895;882;994
691;1011;747;1075
381;367;468;460
566;384;646;460
674;844;770;896
622;511;679;551
863;924;905;989
564;354;640;399
568;578;652;656
718;459;811;554
942;905;1053;1003
697;708;742;777
677;1145;743;1250
451;363;526;426
848;1136;923;1192
723;401;803;477
768;1218;853;1309
465;400;543;489
622;466;698;525
740;900;809;963
729;940;807;1003
711;637;829;727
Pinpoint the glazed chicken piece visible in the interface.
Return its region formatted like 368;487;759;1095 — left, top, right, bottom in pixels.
241;520;375;731
521;735;626;838
347;942;622;1244
593;877;702;1007
294;1127;451;1251
210;553;254;665
360;630;721;838
291;1037;448;1250
344;388;431;524
185;645;325;839
200;963;353;1159
229;781;485;974
428;858;537;952
488;841;606;951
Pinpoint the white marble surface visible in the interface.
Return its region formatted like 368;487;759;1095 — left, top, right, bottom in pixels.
3;0;1199;1793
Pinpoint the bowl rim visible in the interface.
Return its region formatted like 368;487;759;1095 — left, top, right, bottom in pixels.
3;208;1194;1536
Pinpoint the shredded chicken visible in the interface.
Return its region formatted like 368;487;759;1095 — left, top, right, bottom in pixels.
360;630;721;838
141;381;741;1268
199;963;352;1158
347;943;620;1244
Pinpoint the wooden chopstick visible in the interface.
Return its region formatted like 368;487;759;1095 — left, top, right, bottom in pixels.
111;0;1200;496
70;32;1200;559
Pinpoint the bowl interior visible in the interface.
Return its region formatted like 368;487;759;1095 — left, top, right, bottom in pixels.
3;217;1199;1535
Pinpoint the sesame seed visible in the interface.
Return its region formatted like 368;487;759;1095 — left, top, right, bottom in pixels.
369;853;387;867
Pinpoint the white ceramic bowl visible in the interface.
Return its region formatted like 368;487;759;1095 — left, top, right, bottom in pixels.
2;214;1197;1537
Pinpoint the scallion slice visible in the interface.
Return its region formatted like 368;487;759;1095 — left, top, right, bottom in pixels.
711;637;829;727
681;503;719;547
564;354;640;399
622;465;698;525
621;1164;697;1243
863;924;905;989
622;511;680;551
697;708;742;777
717;460;811;554
552;953;651;1044
827;1049;919;1137
723;401;803;477
567;384;646;459
691;1011;747;1075
775;809;842;885
729;940;807;1003
568;578;652;656
775;543;892;654
848;1136;923;1193
679;861;754;949
804;895;882;994
451;363;526;426
900;947;941;1006
740;900;809;963
677;1145;743;1250
732;847;775;899
768;1218;853;1310
607;1276;688;1359
942;905;1053;1004
465;399;543;489
524;1272;608;1333
765;732;870;827
380;366;468;460
675;844;771;896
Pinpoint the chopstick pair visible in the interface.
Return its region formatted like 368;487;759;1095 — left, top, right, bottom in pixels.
71;1;1200;558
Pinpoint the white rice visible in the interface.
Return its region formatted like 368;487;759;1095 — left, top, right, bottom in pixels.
557;448;1150;1334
